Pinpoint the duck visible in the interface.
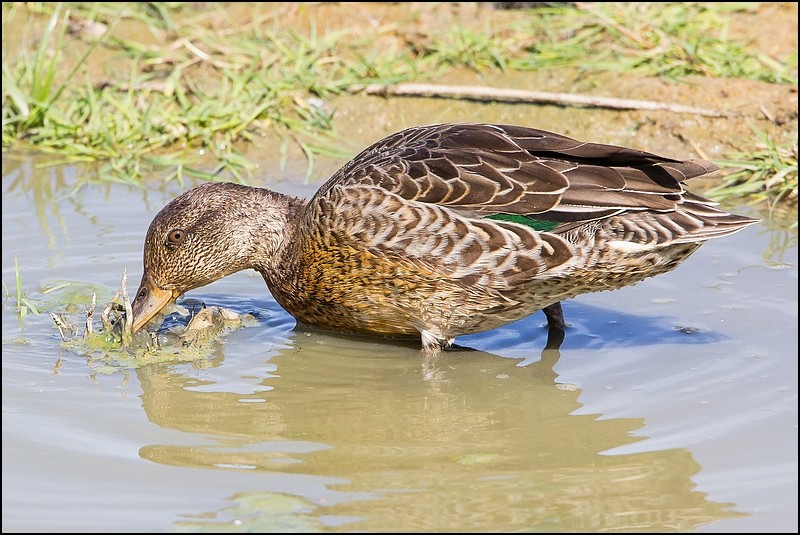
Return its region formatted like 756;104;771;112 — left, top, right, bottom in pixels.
130;123;758;352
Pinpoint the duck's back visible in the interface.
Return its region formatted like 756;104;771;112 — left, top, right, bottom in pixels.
275;123;757;346
313;123;722;221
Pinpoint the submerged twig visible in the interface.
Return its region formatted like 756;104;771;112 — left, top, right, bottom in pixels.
347;83;732;117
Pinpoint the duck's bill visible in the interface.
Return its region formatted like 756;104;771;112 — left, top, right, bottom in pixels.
131;277;179;333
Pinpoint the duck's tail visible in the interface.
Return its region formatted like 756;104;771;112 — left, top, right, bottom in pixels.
555;192;758;251
651;192;759;245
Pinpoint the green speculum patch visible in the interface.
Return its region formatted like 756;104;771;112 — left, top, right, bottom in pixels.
484;213;560;232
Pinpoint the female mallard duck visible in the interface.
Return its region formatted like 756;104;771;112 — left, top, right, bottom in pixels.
131;123;757;352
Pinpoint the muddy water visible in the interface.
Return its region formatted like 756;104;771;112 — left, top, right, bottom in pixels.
2;154;797;532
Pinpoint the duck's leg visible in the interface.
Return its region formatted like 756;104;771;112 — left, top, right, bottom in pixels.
544;321;565;351
542;302;566;351
543;302;566;330
420;329;454;355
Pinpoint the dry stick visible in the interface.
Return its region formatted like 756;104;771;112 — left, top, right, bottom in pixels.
121;268;133;348
83;293;96;340
758;103;776;123
51;313;78;340
50;313;71;341
347;83;731;117
101;290;120;335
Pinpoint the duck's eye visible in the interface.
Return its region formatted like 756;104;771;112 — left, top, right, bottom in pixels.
167;229;187;245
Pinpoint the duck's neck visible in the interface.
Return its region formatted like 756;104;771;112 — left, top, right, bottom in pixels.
246;189;308;277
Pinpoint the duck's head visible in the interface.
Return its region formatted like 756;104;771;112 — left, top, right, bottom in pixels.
130;182;297;333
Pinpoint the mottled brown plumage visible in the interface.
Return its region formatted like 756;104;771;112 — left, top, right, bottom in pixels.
131;123;758;352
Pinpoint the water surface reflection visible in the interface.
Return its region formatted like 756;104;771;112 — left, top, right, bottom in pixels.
134;332;742;531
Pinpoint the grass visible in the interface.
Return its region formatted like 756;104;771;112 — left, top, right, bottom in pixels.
404;3;798;82
2;257;41;319
508;3;797;83
708;128;799;218
1;2;798;197
3;2;439;183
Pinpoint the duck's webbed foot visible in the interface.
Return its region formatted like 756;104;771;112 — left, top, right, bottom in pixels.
543;302;566;330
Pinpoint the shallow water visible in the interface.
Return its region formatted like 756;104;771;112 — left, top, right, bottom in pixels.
2;156;797;532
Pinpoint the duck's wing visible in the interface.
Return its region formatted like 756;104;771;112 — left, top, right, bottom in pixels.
314;123;718;223
300;123;753;303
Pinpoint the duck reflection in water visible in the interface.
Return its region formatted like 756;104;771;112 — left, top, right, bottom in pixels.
130;317;743;532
